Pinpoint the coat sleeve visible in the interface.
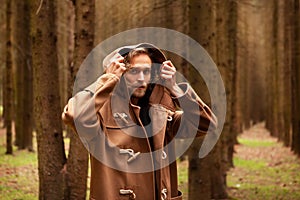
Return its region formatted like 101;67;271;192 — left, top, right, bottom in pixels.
169;83;218;138
61;73;119;133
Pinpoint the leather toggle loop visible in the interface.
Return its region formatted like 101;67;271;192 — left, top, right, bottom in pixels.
120;149;140;163
120;189;136;199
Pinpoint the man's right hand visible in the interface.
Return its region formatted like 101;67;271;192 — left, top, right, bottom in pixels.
105;54;127;78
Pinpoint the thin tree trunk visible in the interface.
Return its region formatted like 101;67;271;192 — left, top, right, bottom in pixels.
31;0;66;199
271;0;280;138
0;0;7;127
5;0;13;155
237;0;250;131
277;0;291;147
11;0;23;149
57;0;74;114
216;0;237;172
64;0;93;199
291;0;300;155
12;0;33;151
23;1;34;151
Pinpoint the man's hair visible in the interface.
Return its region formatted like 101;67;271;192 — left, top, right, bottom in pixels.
124;47;152;66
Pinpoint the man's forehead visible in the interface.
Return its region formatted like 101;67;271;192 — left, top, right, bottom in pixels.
128;64;152;69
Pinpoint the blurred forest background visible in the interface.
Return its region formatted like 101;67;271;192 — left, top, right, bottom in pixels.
0;0;300;199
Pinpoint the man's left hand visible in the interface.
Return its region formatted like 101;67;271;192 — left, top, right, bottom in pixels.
160;60;184;97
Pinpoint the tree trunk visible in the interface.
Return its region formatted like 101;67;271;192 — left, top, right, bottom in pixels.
277;0;291;147
64;1;94;199
291;0;300;155
30;0;66;199
23;22;34;152
22;0;34;151
0;0;7;127
268;0;279;138
12;0;33;151
237;0;250;131
11;0;23;149
187;0;227;199
57;0;74;114
216;0;238;171
5;0;13;155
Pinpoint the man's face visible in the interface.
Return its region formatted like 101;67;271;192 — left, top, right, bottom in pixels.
124;54;152;98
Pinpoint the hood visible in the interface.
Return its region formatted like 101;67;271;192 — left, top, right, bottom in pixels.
103;43;176;112
102;43;167;70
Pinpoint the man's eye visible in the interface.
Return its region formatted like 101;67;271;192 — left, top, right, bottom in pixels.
129;69;138;74
143;69;151;75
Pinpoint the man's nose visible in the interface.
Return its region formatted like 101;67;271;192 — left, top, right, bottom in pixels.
137;71;145;81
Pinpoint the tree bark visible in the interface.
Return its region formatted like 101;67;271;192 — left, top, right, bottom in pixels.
187;0;227;199
216;0;238;171
57;0;74;113
0;0;7;127
237;0;250;131
12;0;33;151
277;0;291;147
5;0;13;155
291;0;300;155
0;3;7;128
30;0;66;199
64;0;94;199
22;0;34;151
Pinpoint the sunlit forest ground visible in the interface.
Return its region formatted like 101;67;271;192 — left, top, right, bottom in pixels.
0;123;300;200
0;129;38;200
227;123;300;200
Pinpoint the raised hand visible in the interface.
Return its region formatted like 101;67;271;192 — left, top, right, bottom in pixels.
160;60;184;97
105;54;127;78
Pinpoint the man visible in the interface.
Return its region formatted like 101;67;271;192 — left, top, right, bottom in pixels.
62;43;217;200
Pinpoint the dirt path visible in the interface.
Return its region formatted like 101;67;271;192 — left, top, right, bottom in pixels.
227;123;300;200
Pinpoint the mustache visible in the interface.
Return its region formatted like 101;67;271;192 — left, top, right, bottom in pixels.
129;83;148;88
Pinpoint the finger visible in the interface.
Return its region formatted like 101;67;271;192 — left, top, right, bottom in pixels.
119;62;125;67
160;74;173;80
162;63;176;72
163;60;172;65
162;60;175;68
111;59;125;68
109;54;124;66
161;68;175;76
113;64;127;77
118;66;127;73
116;56;125;62
107;60;126;76
161;64;176;72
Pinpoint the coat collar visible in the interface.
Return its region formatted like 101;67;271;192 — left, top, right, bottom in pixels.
99;78;176;138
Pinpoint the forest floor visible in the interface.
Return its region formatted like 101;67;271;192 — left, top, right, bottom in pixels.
0;122;300;199
226;123;300;200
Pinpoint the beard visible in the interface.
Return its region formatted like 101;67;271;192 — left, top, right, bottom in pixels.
130;85;148;98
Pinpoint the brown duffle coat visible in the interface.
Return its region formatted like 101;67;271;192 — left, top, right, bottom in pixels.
62;44;217;200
